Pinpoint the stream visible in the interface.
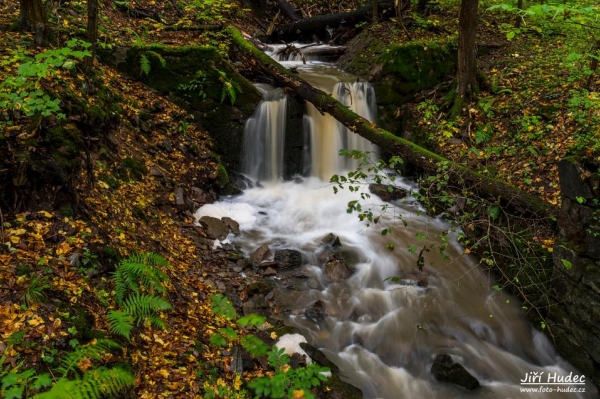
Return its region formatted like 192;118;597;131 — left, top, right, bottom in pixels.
196;45;597;398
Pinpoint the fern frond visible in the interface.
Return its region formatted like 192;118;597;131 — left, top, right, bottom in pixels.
124;293;172;319
34;366;135;399
107;311;135;341
114;252;170;305
57;339;121;377
140;54;150;75
146;51;167;68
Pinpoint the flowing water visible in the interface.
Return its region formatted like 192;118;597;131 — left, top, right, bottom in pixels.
197;47;597;398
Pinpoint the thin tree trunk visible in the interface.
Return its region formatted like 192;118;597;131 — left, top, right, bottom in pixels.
373;0;378;23
452;0;479;118
515;0;523;28
19;0;47;46
586;39;600;90
227;25;558;219
84;0;98;73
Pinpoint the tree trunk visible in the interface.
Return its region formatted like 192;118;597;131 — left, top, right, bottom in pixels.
84;0;99;74
227;25;558;219
452;0;479;117
515;0;523;28
19;0;47;46
270;1;394;42
586;39;600;90
373;0;378;23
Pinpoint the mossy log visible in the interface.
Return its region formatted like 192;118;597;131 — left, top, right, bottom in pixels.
269;1;395;42
227;25;558;219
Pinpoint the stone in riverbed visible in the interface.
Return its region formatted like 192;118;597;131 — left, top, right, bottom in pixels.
222;217;240;235
274;249;303;269
199;216;228;240
251;244;272;266
430;354;480;390
325;256;350;282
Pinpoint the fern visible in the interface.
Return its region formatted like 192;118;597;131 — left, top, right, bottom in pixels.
21;276;50;306
56;339;121;377
124;293;172;327
107;311;135;341
146;50;167;68
108;294;171;340
140;54;151;76
114;252;170;306
34;366;134;399
217;70;242;105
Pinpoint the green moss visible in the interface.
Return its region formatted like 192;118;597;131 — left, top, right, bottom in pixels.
115;157;148;181
99;173;121;189
102;246;120;260
59;205;74;217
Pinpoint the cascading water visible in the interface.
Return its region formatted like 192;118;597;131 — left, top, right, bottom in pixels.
197;46;597;398
242;84;287;181
303;74;378;179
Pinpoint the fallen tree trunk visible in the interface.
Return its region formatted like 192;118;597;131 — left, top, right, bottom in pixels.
227;25;558;218
275;0;301;21
270;1;396;42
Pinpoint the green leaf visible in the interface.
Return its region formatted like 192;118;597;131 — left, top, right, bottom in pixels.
30;374;53;390
561;259;572;270
488;205;501;219
3;385;24;399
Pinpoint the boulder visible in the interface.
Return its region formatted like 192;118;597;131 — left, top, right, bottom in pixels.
222;217;240;235
199;216;229;240
252;244;272;266
558;159;594;201
321;233;342;247
368;183;408;202
299;342;339;372
325;257;350;282
304;300;325;322
430;354;480;390
274;249;303;269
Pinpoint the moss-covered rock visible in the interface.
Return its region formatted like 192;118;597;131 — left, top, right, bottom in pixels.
117;44;261;174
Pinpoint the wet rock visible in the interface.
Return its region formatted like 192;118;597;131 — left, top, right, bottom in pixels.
252;244;272;266
318;374;363;399
175;187;186;211
274;249;303;269
351;333;364;347
226;250;245;262
299;343;339;372
368;183;408;202
263;267;277;276
230;345;254;373
222;217;240;235
191;186;211;204
321;233;342;247
289;352;308;369
430;354;480;390
325;257;350;282
304;300;325;322
199;216;229;240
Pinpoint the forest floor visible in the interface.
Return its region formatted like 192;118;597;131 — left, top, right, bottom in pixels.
0;0;598;397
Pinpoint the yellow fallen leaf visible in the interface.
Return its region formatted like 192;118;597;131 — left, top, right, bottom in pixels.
463;248;471;254
38;211;53;218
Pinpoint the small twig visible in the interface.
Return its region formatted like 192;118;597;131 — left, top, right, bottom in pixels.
0;204;4;245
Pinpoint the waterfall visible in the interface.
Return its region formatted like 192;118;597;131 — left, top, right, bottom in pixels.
242;85;287;182
305;81;378;180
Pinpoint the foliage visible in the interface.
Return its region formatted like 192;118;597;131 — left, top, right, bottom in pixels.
217;69;242;105
0;39;91;119
208;295;330;399
177;70;208;100
20;276;50;306
1;339;133;399
108;253;172;340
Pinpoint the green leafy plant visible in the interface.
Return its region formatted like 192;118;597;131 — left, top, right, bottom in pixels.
217;70;242;105
208;294;330;399
108;253;172;340
129;31;167;76
177;70;208;101
21;276;50;306
1;339;134;399
0;39;91;119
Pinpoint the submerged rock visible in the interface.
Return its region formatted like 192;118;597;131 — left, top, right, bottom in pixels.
274;249;303;269
325;256;350;282
430;354;480;390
